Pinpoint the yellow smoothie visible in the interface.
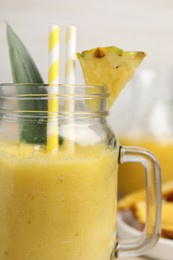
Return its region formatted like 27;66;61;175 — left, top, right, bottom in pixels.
0;141;118;260
118;136;173;196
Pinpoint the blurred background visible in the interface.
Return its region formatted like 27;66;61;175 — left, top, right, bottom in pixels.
1;0;173;196
0;0;173;82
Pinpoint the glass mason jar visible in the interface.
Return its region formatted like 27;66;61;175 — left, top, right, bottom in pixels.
0;83;161;260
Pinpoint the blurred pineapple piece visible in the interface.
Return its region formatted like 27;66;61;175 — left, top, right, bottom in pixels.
119;181;173;238
134;201;173;232
119;181;173;209
118;189;146;209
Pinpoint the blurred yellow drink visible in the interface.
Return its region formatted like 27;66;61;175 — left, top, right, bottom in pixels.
0;141;117;260
118;136;173;196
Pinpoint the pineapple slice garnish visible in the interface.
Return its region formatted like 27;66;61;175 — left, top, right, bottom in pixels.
77;46;146;108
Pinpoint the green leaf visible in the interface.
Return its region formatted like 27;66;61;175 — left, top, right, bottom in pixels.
6;23;44;84
6;23;47;144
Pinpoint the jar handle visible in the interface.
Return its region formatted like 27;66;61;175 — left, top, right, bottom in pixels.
117;145;162;257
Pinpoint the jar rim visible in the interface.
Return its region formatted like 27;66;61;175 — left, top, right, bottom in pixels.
0;83;109;119
0;83;110;98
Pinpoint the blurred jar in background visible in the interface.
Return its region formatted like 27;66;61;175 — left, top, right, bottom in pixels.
110;68;173;197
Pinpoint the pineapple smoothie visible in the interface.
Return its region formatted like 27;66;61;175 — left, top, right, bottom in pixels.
0;140;118;260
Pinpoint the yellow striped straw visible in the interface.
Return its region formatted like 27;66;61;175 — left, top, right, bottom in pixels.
47;25;59;153
64;26;76;153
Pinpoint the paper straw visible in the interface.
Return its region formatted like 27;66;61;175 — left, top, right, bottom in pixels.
65;26;76;85
65;26;76;113
47;25;59;153
65;26;76;152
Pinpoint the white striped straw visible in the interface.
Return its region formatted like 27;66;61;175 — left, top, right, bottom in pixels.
47;25;59;153
65;26;76;152
65;26;76;86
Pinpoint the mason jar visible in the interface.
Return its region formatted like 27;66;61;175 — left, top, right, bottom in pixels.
0;83;161;259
